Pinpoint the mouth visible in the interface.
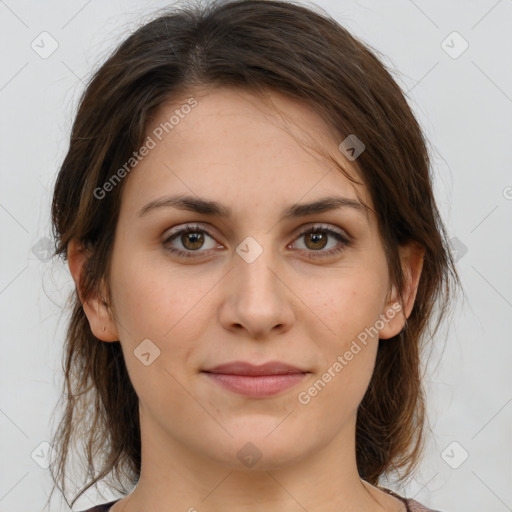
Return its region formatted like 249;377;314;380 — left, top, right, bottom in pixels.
201;361;310;398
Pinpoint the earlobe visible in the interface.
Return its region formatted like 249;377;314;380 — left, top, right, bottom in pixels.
67;239;119;342
379;242;425;340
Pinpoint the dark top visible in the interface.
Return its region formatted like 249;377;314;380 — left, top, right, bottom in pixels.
81;488;442;511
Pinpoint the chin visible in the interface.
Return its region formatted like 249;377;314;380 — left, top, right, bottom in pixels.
204;424;312;471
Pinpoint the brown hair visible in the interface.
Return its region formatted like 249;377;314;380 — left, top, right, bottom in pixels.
49;0;460;507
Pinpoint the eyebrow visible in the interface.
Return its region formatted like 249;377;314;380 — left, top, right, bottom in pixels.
137;194;368;221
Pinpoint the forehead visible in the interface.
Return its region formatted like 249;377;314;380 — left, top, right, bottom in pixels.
120;86;372;221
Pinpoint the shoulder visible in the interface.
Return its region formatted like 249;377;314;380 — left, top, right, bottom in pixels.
80;499;120;512
403;497;444;512
379;487;444;512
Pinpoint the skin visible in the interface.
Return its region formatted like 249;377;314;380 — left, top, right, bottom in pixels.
68;87;424;512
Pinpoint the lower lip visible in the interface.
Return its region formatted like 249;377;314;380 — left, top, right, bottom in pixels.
203;372;307;398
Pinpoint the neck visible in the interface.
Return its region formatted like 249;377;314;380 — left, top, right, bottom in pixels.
111;411;401;512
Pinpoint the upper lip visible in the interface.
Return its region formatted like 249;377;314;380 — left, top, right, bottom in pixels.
202;361;308;376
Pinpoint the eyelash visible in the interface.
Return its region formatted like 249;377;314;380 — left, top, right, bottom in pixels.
162;224;350;259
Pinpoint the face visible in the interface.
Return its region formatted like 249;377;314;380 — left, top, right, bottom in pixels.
79;87;416;472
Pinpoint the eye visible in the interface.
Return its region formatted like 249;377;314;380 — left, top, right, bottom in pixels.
163;224;220;258
162;223;350;259
290;224;350;258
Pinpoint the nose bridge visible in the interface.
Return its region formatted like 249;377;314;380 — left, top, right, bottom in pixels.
234;234;281;299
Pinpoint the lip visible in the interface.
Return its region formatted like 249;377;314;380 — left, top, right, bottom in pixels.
202;361;309;398
204;361;307;376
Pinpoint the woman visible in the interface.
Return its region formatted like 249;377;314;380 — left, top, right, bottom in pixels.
48;1;459;511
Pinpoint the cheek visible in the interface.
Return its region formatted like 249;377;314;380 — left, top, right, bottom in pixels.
110;251;214;337
108;266;209;408
109;255;222;389
306;270;387;345
298;270;387;398
297;283;383;414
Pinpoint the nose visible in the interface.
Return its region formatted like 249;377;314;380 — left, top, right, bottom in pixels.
218;238;295;339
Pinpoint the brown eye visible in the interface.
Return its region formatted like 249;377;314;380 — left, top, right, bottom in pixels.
291;225;350;259
303;231;328;250
180;231;205;250
163;224;219;258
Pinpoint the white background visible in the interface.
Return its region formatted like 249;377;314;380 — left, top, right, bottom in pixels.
0;1;511;511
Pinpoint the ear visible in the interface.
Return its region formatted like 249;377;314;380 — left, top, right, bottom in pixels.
379;241;425;340
67;239;119;342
